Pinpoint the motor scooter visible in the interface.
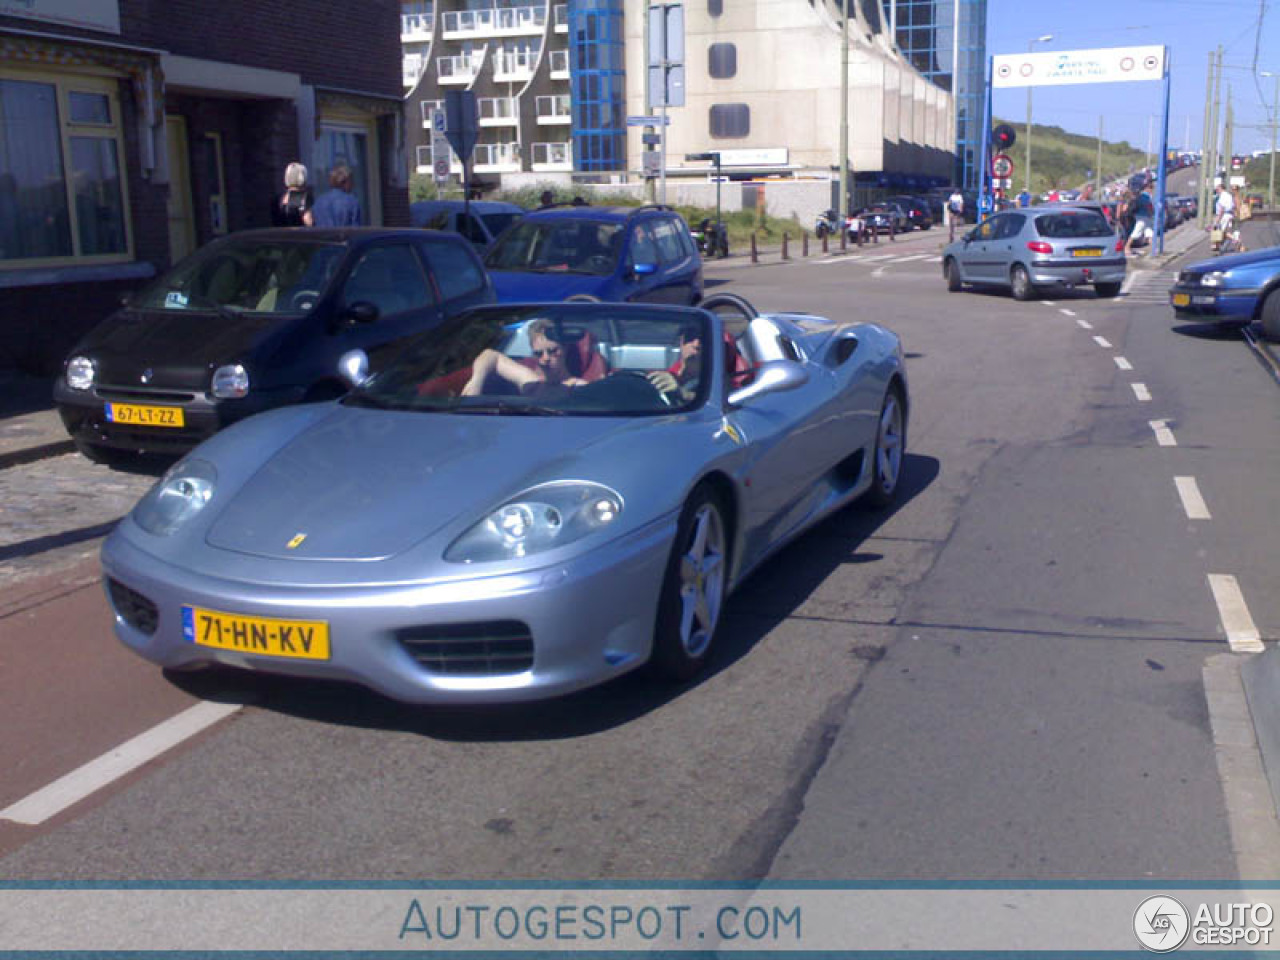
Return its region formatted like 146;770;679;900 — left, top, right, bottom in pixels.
691;218;729;258
813;209;841;239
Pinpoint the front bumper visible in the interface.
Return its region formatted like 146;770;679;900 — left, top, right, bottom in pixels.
55;380;303;454
1168;286;1257;322
101;514;676;704
1028;257;1126;287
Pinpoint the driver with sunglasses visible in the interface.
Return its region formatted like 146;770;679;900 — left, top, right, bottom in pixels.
462;317;593;396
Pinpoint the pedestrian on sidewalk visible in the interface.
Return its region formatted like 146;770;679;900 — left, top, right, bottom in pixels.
312;164;362;227
1124;182;1154;258
271;162;313;227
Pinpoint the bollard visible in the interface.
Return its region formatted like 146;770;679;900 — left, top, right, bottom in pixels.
889;218;896;242
782;232;790;260
840;225;847;252
803;232;809;257
856;223;863;248
751;233;758;264
822;232;829;254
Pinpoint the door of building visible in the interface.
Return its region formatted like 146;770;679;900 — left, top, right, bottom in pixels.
165;115;196;263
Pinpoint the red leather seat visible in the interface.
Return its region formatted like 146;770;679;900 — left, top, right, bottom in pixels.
724;329;753;388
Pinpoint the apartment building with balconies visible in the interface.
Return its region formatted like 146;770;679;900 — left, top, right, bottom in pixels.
403;0;575;185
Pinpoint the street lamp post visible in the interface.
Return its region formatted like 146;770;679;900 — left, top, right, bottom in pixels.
1025;34;1052;197
1264;71;1280;210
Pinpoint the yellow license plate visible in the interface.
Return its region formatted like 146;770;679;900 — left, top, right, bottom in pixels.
182;606;330;660
105;402;185;428
1071;248;1104;258
1172;293;1190;307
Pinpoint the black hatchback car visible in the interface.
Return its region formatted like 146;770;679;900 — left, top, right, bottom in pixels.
55;228;495;461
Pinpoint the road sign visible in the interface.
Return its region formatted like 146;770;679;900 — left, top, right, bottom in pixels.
444;90;478;160
992;153;1014;178
641;132;661;146
430;110;451;183
627;115;670;127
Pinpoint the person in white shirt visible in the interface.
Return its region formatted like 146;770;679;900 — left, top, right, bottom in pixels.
1213;184;1236;252
946;189;964;241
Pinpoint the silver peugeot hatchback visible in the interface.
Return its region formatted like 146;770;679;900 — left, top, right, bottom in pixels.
942;206;1126;300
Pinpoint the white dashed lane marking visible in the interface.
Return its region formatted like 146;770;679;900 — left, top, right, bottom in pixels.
1149;419;1177;446
1115;357;1133;371
1093;336;1112;348
1060;308;1077;317
1076;318;1094;329
1208;575;1264;652
1175;476;1211;520
1131;382;1152;402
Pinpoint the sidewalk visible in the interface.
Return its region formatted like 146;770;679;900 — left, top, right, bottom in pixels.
710;224;949;270
0;370;70;470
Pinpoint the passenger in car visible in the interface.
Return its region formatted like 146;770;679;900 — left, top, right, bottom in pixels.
647;322;702;397
462;317;601;396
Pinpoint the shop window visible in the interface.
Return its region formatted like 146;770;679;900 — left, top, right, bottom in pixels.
709;103;749;139
708;43;737;79
0;71;130;266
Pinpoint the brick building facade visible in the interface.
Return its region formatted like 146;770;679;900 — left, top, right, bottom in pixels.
1;0;408;373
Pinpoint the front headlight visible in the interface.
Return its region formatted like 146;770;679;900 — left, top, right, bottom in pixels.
211;364;249;398
66;355;95;390
133;459;217;536
445;481;623;563
1201;271;1228;287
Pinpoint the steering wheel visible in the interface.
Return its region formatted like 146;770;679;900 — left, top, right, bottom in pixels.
612;369;676;407
290;289;320;311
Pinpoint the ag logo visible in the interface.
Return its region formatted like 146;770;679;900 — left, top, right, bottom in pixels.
1134;896;1190;952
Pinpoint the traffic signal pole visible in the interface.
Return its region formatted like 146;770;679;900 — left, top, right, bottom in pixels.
978;56;993;220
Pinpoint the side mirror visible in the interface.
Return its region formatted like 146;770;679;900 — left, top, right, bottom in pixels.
727;359;809;408
632;261;658;277
345;301;379;325
337;349;370;388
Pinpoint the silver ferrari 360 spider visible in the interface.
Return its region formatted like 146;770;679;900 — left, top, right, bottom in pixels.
102;296;908;703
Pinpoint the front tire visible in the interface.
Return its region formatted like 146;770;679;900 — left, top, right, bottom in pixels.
863;387;906;509
944;258;962;292
1261;290;1280;342
1094;281;1122;298
651;485;728;682
1010;264;1036;301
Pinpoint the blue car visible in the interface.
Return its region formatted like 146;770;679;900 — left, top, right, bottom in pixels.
1169;248;1280;331
483;204;703;305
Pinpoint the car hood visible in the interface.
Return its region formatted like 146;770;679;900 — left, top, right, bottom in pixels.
488;270;607;302
204;406;627;561
73;308;292;390
1184;248;1280;274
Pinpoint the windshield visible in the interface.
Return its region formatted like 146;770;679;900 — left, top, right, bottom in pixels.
1034;212;1115;239
484;219;624;276
132;238;345;314
482;212;522;237
345;305;710;417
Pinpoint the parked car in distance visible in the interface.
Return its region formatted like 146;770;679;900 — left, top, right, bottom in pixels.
886;196;934;231
484;204;702;305
942;206;1126;300
1169;247;1280;338
55;228;495;462
409;200;524;253
855;205;906;235
100;297;909;704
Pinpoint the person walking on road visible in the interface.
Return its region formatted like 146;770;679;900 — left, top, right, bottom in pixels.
946;188;964;241
1124;181;1155;258
311;164;362;227
1212;183;1235;253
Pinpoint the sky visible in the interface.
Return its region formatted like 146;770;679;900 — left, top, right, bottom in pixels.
987;0;1280;156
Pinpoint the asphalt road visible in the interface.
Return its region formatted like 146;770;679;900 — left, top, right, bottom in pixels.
1;223;1277;887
